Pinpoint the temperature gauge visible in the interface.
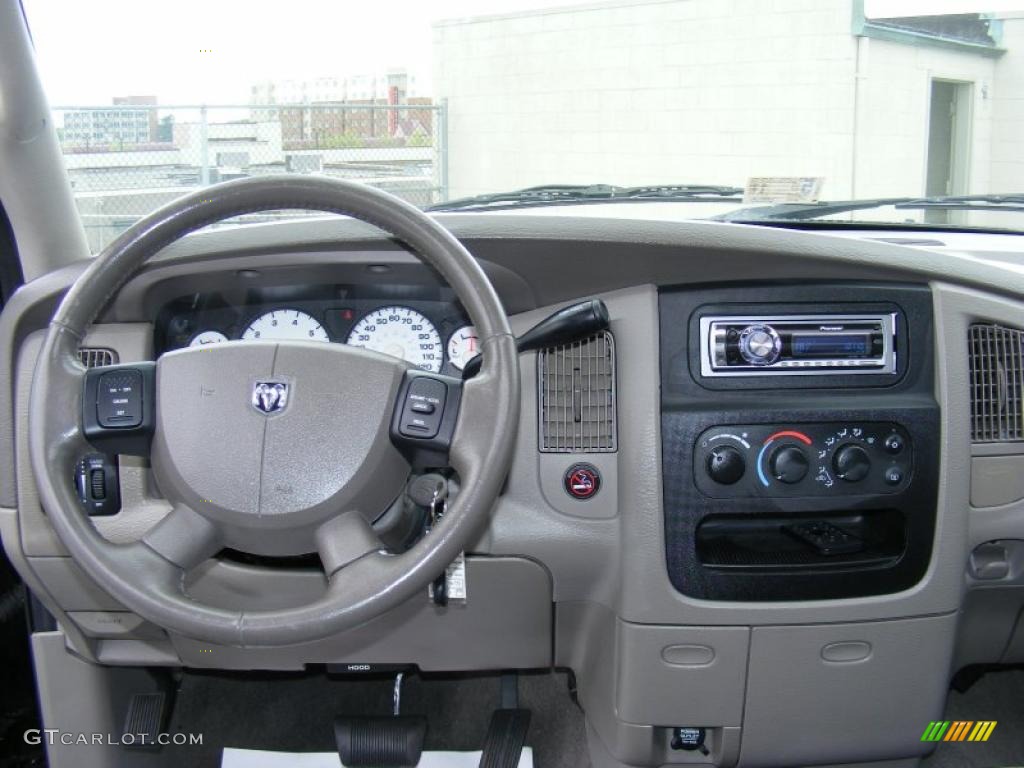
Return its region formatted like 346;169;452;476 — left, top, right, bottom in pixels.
189;330;229;346
446;325;479;371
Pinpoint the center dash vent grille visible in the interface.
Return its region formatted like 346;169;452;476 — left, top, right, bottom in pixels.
969;323;1024;442
77;347;117;368
539;331;616;452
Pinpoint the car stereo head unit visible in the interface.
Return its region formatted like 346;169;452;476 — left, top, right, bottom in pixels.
699;314;897;376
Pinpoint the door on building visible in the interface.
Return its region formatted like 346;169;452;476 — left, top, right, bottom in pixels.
925;79;972;224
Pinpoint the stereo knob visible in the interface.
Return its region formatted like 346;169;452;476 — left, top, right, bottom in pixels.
707;445;745;485
833;444;871;482
739;324;781;365
769;445;809;483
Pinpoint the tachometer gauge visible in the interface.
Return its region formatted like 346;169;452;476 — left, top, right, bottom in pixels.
189;330;229;347
242;310;330;342
447;325;480;371
347;306;442;372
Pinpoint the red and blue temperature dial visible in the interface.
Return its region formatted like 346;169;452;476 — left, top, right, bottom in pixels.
756;430;813;487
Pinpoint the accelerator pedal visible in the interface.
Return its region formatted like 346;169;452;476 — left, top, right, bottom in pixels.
121;691;170;751
478;708;531;768
479;672;531;768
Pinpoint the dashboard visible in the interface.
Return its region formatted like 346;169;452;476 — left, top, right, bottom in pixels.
5;211;1024;768
154;283;479;375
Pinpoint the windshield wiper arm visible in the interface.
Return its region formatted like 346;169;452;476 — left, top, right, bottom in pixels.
715;193;1024;222
427;184;623;211
428;183;743;212
617;183;744;200
895;193;1024;213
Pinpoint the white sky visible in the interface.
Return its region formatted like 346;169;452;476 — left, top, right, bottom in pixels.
23;0;1024;105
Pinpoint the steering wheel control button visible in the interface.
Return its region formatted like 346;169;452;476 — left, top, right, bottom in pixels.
96;369;143;427
82;361;156;456
399;377;447;438
833;444;871;482
707;445;745;485
74;454;120;516
564;464;601;500
89;469;106;500
769;445;809;484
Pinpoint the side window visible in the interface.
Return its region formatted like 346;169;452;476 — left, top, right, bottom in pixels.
0;203;25;307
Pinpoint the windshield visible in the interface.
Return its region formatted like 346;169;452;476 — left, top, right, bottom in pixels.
23;0;1024;250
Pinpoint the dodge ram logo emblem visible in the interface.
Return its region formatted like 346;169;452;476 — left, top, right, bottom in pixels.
252;381;289;414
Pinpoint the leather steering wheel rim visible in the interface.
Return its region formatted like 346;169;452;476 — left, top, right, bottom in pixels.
28;175;520;647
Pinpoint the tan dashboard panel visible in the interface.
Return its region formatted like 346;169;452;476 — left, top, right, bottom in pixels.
972;455;1024;508
14;326;169;559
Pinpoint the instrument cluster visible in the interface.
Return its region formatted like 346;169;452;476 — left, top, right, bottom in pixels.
156;288;479;376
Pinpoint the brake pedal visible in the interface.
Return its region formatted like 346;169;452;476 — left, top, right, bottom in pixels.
334;671;426;767
334;716;426;767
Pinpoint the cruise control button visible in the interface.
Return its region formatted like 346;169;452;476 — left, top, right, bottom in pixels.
410;401;436;415
96;369;143;428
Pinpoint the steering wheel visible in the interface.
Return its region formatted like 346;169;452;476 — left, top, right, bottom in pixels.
28;176;520;647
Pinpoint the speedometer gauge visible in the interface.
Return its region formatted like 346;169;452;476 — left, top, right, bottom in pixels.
347;306;442;372
242;310;330;342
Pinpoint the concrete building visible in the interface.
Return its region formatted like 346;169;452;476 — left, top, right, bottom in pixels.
63;96;158;148
433;0;1024;205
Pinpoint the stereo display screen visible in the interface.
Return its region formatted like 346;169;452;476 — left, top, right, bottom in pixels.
792;333;872;358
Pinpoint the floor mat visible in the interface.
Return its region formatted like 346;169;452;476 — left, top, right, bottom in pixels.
164;669;589;768
221;745;533;766
922;668;1024;768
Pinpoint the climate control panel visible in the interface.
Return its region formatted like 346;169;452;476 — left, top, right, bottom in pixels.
694;422;912;498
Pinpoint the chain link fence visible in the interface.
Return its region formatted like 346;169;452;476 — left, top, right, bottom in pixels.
53;103;449;252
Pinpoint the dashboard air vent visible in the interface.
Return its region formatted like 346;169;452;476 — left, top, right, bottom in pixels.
539;331;616;452
77;347;117;368
969;324;1024;442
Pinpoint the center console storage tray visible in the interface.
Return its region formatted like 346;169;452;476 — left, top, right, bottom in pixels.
696;511;905;571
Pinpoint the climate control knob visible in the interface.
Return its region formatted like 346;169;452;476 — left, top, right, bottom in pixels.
707;445;745;485
833;444;871;482
739;324;782;366
769;445;809;484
